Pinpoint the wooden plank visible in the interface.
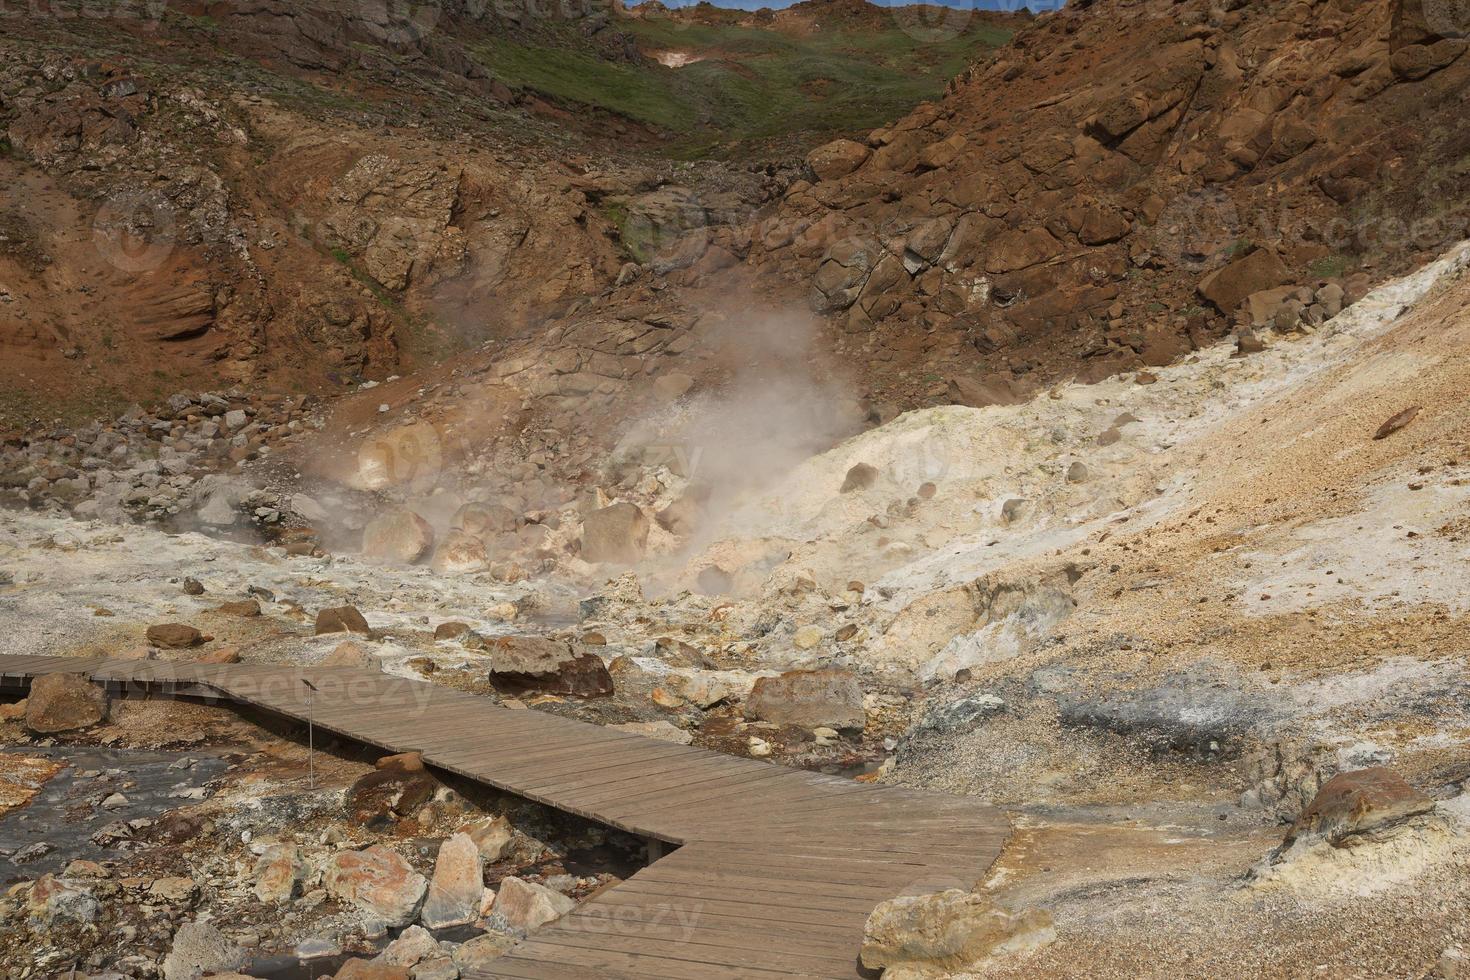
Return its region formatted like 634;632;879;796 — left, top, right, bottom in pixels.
1;655;1009;980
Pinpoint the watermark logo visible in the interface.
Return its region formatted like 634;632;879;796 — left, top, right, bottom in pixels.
883;0;975;44
92;190;177;273
358;421;444;491
1150;187;1241;272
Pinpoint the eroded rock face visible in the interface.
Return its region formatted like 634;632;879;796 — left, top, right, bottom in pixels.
745;669;865;732
861;889;1054;976
24;673;108;734
494;876;576;932
324;845;428;928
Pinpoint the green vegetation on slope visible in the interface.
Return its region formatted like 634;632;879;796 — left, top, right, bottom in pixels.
472;15;1012;155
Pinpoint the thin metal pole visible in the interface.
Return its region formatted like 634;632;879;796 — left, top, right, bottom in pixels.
302;678;317;792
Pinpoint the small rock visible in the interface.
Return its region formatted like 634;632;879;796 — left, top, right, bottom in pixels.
1278;767;1435;852
217;599;261;617
196;646;242;665
182;578;205;595
146;623;207;648
1373;406;1421;440
254;843;307;904
580;502;650;565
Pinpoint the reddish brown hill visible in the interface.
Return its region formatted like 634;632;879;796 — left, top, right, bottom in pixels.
712;0;1470;399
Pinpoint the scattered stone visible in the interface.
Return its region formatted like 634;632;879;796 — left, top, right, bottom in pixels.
1373;406;1421;440
793;625;824;650
1065;461;1089;484
1197;248;1292;314
24;673;109;734
217;599;261;617
453;933;515;970
324;845;428;928
161;921;246;980
146;623;207;648
745;669;865;732
494;876;577;931
315;605;372;636
434;621;473;640
182;577;205;595
910;693;1007;737
376;925;442;967
334;960;409;980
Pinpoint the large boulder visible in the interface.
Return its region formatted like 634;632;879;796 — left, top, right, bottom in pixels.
806;138;872;181
419;832;483;929
433;529;488;573
744;669;865;732
861;889;1054;975
347;753;440;829
460;815;514;863
315;605;372;636
161;921;247;980
25;874;98;928
580;502;649;565
494;876;576;932
362;509;435;564
1279;768;1435;852
24;673;108;734
1197;249;1292;314
254;843;307;904
324;845;428;928
485;636;613;697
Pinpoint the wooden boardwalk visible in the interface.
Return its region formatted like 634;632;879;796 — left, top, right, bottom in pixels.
0;654;1008;979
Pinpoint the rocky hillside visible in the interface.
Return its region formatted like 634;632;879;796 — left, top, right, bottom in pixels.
733;0;1470;402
